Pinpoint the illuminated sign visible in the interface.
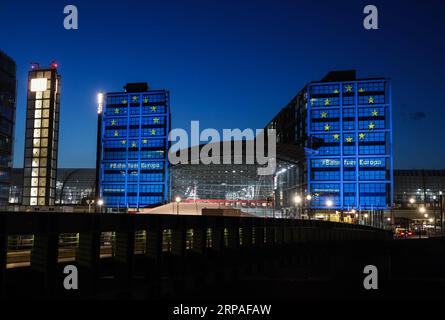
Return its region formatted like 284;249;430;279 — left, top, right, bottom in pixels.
30;78;48;92
318;158;385;167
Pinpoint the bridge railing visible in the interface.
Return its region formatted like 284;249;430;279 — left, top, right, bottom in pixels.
0;212;392;297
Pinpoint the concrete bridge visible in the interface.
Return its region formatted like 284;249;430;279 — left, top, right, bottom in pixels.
1;212;394;299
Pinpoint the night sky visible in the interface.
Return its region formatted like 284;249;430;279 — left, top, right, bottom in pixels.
1;0;444;169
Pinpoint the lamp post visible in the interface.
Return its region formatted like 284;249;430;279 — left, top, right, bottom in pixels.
175;196;181;215
294;194;302;219
326;200;333;222
95;92;104;206
97;199;104;214
86;199;95;214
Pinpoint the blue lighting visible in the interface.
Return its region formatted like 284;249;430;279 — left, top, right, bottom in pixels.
98;89;170;209
307;80;393;210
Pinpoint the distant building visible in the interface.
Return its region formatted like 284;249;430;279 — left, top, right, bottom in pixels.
394;170;445;208
97;83;170;210
0;51;16;208
22;62;61;206
267;70;393;225
10;168;95;206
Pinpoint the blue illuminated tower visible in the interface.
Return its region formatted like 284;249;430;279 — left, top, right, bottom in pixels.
268;71;393;225
97;83;170;211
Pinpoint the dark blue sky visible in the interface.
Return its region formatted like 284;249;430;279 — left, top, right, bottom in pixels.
1;0;444;169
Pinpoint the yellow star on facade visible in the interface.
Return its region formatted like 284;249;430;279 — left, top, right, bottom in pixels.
151;129;156;135
114;108;120;114
359;133;366;140
324;124;331;131
372;109;378;117
122;99;127;105
131;141;137;148
368;122;375;130
151;106;157;112
143;98;149;103
114;131;119;137
345;85;353;92
368;96;375;104
321;112;328;118
333;89;339;94
359;88;365;93
333;134;340;141
132;96;139;102
324;99;331;106
121;140;126;145
111;120;116;126
142;139;148;144
153;117;160;124
346;137;353;143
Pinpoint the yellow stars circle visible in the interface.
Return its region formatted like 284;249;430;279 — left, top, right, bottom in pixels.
333;134;340;141
324;124;331;131
132;96;139;102
111;120;117;126
114;108;120;114
143;97;149;104
345;85;353;92
324;99;331;106
321;112;328;119
346;136;354;143
121;140;126;145
368;96;375;104
359;133;366;140
131;141;138;148
368;122;375;130
359;88;365;93
114;131;119;137
153;117;160;124
151;129;157;135
142;139;148;145
151;106;157;112
372;109;379;117
333;89;339;94
121;99;127;105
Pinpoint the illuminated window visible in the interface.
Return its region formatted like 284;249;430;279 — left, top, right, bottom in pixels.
35;101;42;109
32;159;39;167
30;198;38;206
38;198;46;206
39;188;46;197
31;178;39;187
34;129;41;138
33;139;40;147
42;129;49;137
31;188;38;196
32;168;39;177
41;139;48;147
33;148;40;157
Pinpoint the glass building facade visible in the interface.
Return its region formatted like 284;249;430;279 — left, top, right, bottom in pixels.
22;64;61;206
98;83;170;209
268;71;393;220
0;51;16;208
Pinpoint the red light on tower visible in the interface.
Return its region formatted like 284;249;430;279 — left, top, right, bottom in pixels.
51;60;59;69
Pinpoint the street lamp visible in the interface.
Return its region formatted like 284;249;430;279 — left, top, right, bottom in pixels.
326;200;333;222
175;196;181;215
419;207;426;214
294;195;303;204
306;195;312;201
97;199;104;213
409;198;416;204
